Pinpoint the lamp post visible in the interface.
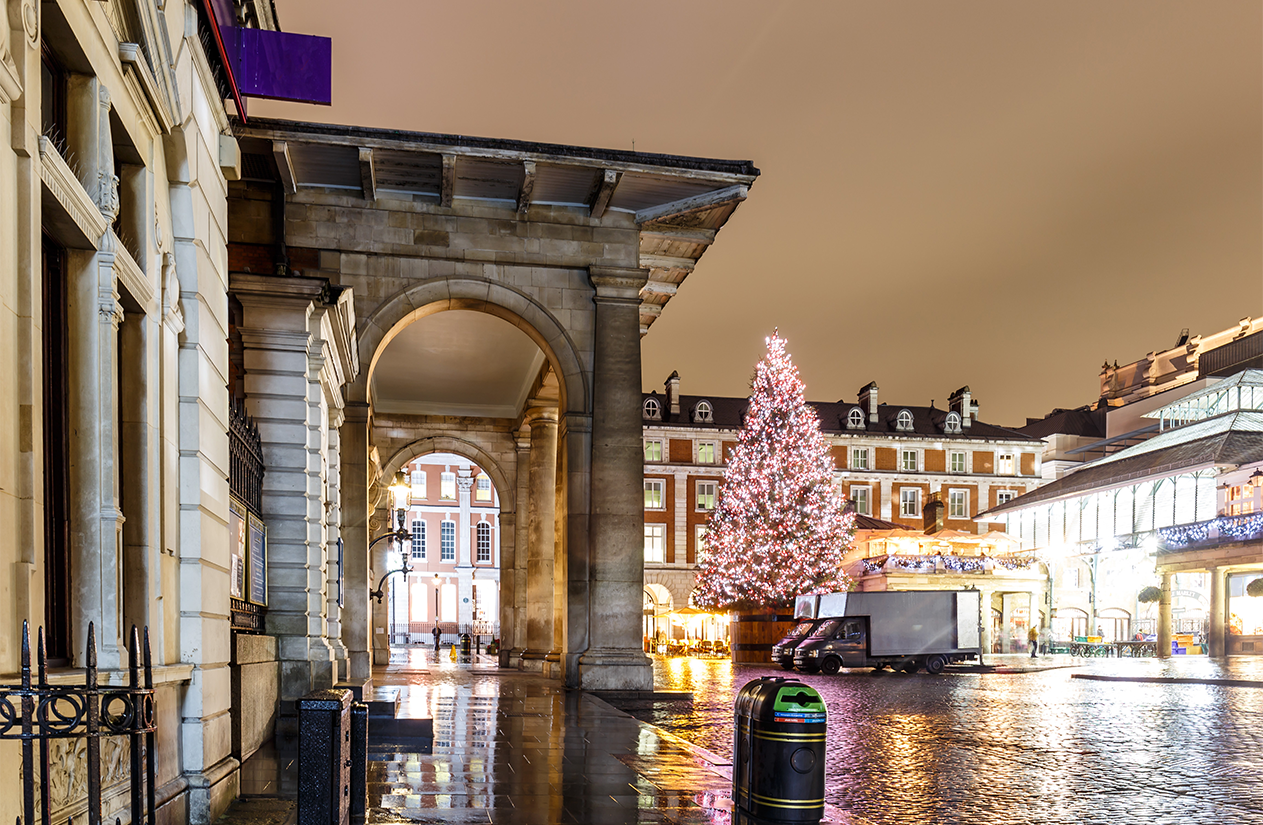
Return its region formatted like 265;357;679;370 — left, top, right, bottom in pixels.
370;471;414;608
433;573;441;649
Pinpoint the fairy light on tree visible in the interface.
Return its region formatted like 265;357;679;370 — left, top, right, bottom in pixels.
693;331;854;611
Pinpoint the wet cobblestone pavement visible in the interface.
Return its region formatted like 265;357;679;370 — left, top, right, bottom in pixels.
626;654;1263;824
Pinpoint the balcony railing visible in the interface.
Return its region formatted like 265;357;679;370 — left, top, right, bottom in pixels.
1159;513;1263;549
859;554;1038;576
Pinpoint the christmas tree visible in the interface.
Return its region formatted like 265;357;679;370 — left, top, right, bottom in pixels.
693;332;854;611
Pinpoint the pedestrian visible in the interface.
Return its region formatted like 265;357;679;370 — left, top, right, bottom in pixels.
432;624;441;652
1028;625;1039;659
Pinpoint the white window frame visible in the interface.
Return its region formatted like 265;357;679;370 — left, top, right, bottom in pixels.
440;471;457;500
945;411;962;433
851;447;869;470
411;520;426;559
694;400;714;423
643;397;662;420
697;441;718;465
997;452;1016;476
410;469;427;499
475;474;492;502
852;486;871;516
997;490;1018;506
644;438;664;463
695;525;709;561
949;450;967;474
948;488;969;519
440;520;456;561
696;481;718;511
847;408;865;429
476;522;492;563
896;409;914;431
644;479;666;510
644;523;666;563
900;448;919;473
900;488;921;517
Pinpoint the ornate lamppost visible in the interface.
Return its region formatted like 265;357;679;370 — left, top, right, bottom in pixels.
370;471;413;608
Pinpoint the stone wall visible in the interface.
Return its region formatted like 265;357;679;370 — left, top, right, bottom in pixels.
231;634;280;763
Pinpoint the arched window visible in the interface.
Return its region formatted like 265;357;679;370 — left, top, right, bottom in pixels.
643;396;662;420
847;407;865;429
476;522;492;563
945;411;962;433
694;400;713;423
896;409;914;431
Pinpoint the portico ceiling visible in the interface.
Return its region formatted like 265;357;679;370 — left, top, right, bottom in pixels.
371;310;546;418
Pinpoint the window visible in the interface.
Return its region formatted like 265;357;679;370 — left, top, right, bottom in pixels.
853;486;871;516
851;447;869;470
411;521;426;559
644;524;666;563
440;521;456;561
697;441;718;464
997;453;1015;475
997;490;1017;506
847;408;865;429
945;411;962;433
643;397;662;420
900;449;918;472
41;48;68;142
896;409;914;431
410;469;427;499
949;451;967;474
900;488;921;517
1227;480;1258;516
644;438;663;463
42;238;71;662
1065;566;1081;589
696;525;709;562
476;522;492;563
644;479;665;510
694;401;714;423
948;489;968;519
440;472;457;500
696;481;717;511
475;474;492;502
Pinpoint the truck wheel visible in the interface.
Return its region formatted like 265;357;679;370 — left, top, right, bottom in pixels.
925;655;946;675
901;662;919;674
779;661;795;671
820;657;841;675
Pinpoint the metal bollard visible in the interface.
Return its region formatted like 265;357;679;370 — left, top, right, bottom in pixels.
298;688;353;825
733;677;827;823
349;702;368;824
459;633;472;657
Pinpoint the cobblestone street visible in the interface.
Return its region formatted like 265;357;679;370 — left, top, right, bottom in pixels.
623;655;1263;824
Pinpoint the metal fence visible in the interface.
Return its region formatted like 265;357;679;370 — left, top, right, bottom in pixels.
389;622;499;646
1;621;157;825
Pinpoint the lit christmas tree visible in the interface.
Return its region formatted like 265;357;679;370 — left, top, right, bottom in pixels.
693;332;854;611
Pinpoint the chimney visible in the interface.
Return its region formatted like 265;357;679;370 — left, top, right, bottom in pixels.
922;492;945;534
949;386;973;429
665;371;681;417
858;381;879;424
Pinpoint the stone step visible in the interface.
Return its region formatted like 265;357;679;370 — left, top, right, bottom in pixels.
365;687;401;719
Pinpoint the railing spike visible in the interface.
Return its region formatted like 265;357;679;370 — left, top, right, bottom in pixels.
20;620;30;689
37;627;47;688
86;621;96;669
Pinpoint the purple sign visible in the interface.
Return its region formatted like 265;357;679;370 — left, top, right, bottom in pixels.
221;26;332;106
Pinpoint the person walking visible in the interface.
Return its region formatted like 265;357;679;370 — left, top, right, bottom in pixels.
432;624;441;653
1028;625;1039;659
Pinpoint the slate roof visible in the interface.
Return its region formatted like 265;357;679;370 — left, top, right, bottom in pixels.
642;393;1039;443
852;513;904;531
1020;406;1107;439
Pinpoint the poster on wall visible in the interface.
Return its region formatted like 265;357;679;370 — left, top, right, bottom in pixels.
248;513;267;606
229;498;246;599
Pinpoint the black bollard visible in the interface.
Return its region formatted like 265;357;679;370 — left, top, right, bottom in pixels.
733;677;827;823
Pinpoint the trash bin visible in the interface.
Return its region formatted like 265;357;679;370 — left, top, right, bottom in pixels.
459;633;472;656
733;677;827;823
297;688;353;825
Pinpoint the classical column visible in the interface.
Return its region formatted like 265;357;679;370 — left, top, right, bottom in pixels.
521;407;558;671
502;435;531;667
578;267;652;691
1208;567;1227;657
325;410;348;678
1158;571;1173;658
456;468;475;627
340;403;372;683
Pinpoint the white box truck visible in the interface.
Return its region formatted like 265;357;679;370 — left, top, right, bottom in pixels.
792;590;983;675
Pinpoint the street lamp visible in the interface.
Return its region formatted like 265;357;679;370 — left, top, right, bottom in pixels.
370;471;415;604
433;573;442;641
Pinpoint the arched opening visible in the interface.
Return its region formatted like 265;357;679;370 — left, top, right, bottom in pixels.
644;583;673;650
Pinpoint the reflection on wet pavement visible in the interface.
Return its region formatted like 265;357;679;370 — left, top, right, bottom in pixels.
626;654;1263;823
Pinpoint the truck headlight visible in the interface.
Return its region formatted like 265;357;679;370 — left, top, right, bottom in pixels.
806;649;819;657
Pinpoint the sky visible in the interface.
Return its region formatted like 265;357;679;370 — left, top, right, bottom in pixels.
254;1;1263;427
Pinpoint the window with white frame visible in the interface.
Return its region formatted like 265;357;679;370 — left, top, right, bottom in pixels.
696;525;709;561
945;411;962;433
852;486;871;516
644;524;666;563
696;481;717;511
847;408;865;429
900;488;921;517
997;490;1017;505
948;489;968;519
900;449;918;472
410;469;427;499
643;397;662;420
440;472;457;500
411;520;426;559
896;409;914;431
440;521;456;561
476;522;492;563
644;438;663;463
697;441;718;464
851;447;869;470
997;453;1015;475
949;451;967;474
475;474;492;502
694;401;713;423
644;479;665;510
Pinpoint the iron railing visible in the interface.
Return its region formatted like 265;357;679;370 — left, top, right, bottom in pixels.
2;621;157;825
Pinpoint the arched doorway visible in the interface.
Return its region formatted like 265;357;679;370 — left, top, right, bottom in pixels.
644;584;674;650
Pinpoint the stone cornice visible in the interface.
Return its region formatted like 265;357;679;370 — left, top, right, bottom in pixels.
39;137;109;246
111;231;156;314
0;45;20;104
589;266;648;301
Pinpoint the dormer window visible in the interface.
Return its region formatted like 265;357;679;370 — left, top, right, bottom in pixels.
846;407;865;429
643;396;662;421
896;409;914;432
944;411;962;434
693;400;714;423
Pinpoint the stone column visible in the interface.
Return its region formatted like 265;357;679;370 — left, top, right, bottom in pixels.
325;410;348;678
521;407;558;671
1208;567;1227;658
978;589;994;657
340;403;372;683
578;268;652;691
1158;570;1173;658
456;469;475;627
560;413;592;684
502;435;531;667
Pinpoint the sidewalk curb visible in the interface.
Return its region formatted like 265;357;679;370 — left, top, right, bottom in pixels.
1072;674;1263;688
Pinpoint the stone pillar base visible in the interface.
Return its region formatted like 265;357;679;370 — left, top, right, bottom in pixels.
499;647;521;669
520;651;547;672
576;648;652;691
185;754;242;825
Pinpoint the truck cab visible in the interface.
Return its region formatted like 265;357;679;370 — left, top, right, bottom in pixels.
770;618;828;670
793;618;867;674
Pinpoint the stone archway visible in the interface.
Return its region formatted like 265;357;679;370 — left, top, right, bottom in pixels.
382;436;516;517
